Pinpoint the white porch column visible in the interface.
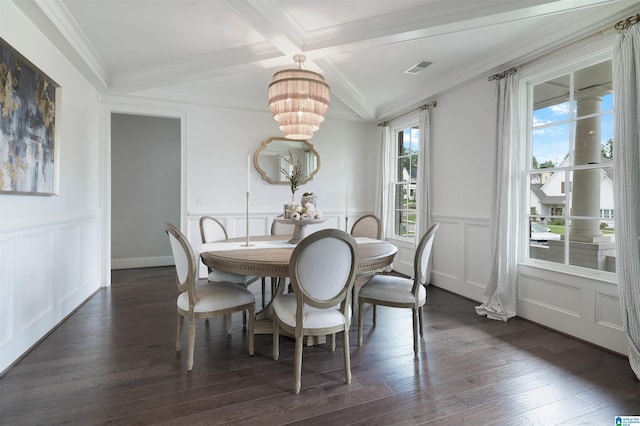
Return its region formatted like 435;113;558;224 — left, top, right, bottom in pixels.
570;95;607;242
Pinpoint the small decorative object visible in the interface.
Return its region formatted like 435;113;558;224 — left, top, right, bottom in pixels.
284;201;298;219
280;151;305;201
300;192;317;207
295;202;323;220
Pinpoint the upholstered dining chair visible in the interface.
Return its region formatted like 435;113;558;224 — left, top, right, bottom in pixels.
358;222;439;355
272;229;359;394
165;223;255;371
268;214;297;298
199;216;265;314
350;214;382;239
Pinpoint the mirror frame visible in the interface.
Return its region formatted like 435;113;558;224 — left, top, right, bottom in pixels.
253;137;320;185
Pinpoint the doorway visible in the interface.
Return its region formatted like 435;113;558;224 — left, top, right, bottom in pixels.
110;113;181;269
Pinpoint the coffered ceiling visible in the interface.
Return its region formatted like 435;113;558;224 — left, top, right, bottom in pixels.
14;0;639;121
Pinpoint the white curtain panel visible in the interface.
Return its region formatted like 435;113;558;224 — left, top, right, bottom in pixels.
375;124;393;240
475;71;520;321
613;23;640;380
416;107;432;241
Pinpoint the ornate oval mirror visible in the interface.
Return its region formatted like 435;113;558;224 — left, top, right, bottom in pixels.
254;137;320;184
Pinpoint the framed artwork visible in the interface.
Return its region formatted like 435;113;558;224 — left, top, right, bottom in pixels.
0;37;60;195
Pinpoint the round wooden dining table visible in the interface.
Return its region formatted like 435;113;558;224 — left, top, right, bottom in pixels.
199;234;398;335
200;234;397;277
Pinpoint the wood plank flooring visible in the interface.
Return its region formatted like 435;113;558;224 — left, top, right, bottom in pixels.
1;266;639;425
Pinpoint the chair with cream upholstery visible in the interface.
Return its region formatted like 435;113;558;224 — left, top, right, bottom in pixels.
272;229;358;394
165;223;255;371
349;214;383;302
268;215;297;298
358;222;439;355
199;216;265;315
350;214;382;239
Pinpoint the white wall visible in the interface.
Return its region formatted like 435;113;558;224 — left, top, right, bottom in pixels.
111;113;180;269
429;76;496;302
181;103;379;247
0;2;102;374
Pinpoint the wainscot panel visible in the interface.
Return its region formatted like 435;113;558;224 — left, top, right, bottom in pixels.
517;264;625;355
0;213;101;374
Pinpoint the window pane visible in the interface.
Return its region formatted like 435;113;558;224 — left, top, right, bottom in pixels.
404;127;420;155
394;209;416;237
600;112;613;159
529;170;568;221
529;219;565;263
533;74;571;124
574;60;612;117
532;123;570;169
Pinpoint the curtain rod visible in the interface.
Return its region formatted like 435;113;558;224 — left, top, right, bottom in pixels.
488;12;640;81
378;101;437;127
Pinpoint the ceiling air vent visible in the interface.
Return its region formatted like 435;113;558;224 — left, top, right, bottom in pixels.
404;61;432;75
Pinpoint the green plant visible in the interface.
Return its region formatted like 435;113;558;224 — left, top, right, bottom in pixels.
280;152;305;197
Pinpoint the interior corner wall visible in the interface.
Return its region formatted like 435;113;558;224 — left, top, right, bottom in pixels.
110;114;180;269
0;2;102;374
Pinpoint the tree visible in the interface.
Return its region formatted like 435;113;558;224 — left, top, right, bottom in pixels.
601;138;613;159
539;160;555;168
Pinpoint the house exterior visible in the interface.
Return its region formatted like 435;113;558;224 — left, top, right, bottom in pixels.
529;156;615;228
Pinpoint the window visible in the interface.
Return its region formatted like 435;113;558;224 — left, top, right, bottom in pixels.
392;125;419;238
526;59;616;274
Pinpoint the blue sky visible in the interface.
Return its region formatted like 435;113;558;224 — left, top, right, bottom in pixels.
532;93;613;167
402;127;419;154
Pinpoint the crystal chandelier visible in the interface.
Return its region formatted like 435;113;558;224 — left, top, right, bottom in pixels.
268;54;330;139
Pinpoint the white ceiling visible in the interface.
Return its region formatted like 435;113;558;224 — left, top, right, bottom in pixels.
15;0;640;121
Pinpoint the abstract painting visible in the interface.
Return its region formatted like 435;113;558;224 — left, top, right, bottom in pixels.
0;37;59;195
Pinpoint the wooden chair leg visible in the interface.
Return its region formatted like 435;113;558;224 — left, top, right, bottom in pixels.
419;306;424;337
242;311;247;327
343;330;351;384
261;278;266;308
294;336;303;394
330;333;336;351
226;314;232;334
187;318;196;371
358;300;364;346
272;318;280;360
412;308;419;355
248;305;255;356
372;305;377;326
176;313;184;352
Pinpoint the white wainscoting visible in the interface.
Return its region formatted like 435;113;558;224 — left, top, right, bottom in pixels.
0;213;102;374
517;264;624;354
429;213;492;302
427;211;625;354
428;211;624;354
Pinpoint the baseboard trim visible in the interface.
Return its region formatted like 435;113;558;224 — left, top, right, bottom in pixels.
111;256;174;270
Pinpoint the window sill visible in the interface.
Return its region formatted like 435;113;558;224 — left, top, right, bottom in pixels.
519;259;617;286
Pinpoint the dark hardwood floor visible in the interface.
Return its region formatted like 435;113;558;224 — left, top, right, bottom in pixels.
1;266;639;425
